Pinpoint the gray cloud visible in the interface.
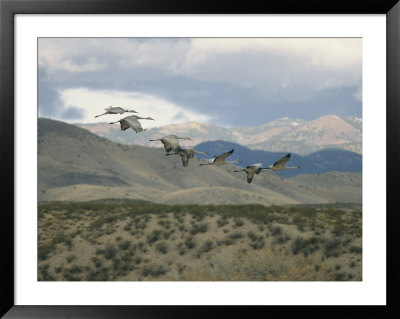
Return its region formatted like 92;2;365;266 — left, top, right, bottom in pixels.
38;69;85;120
38;38;362;127
38;69;62;117
60;106;85;120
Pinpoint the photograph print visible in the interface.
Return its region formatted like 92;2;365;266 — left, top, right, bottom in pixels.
37;37;362;281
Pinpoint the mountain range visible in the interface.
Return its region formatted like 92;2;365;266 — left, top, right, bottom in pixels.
38;118;362;205
77;114;362;155
193;141;361;178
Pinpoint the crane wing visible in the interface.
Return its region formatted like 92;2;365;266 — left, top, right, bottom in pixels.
216;149;234;161
111;107;124;113
163;136;180;152
164;135;178;140
181;155;190;167
124;117;143;132
187;149;195;159
131;126;144;133
164;135;178;142
162;143;173;152
119;119;131;130
246;171;255;183
273;153;291;167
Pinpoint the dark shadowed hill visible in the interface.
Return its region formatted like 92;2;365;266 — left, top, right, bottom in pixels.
193;141;362;178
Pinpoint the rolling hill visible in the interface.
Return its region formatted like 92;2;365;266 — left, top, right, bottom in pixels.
38;118;362;205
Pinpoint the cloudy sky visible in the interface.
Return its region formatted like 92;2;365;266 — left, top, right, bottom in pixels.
38;37;362;128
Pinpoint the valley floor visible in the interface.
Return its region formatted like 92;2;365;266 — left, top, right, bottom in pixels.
38;200;362;281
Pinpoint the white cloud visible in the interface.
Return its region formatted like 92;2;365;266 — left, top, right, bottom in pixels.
56;87;212;126
39;38;190;74
182;38;361;72
39;38;361;79
38;38;362;123
39;38;109;73
177;38;362;94
122;38;189;71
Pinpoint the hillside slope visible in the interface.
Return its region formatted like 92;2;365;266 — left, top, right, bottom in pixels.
38;118;361;204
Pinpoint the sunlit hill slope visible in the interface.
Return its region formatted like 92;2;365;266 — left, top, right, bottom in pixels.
38;118;361;205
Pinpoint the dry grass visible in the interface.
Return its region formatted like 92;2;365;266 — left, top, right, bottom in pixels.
38;200;362;281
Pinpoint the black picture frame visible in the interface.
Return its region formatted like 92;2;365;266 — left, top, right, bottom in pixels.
1;0;399;318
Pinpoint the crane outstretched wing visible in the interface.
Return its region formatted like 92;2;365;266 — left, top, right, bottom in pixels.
124;117;143;132
273;153;291;167
111;107;124;113
216;149;234;161
181;155;189;167
163;136;180;152
246;171;255;183
119;119;131;130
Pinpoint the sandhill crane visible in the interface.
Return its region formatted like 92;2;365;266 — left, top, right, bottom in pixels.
109;115;155;133
149;135;192;154
265;153;301;172
166;148;208;167
234;163;263;183
199;149;240;166
95;106;138;118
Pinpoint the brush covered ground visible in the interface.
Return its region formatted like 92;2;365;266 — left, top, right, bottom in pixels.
38;200;362;281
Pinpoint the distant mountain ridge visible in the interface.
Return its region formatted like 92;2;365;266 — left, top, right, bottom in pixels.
77;114;362;155
193;140;362;178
